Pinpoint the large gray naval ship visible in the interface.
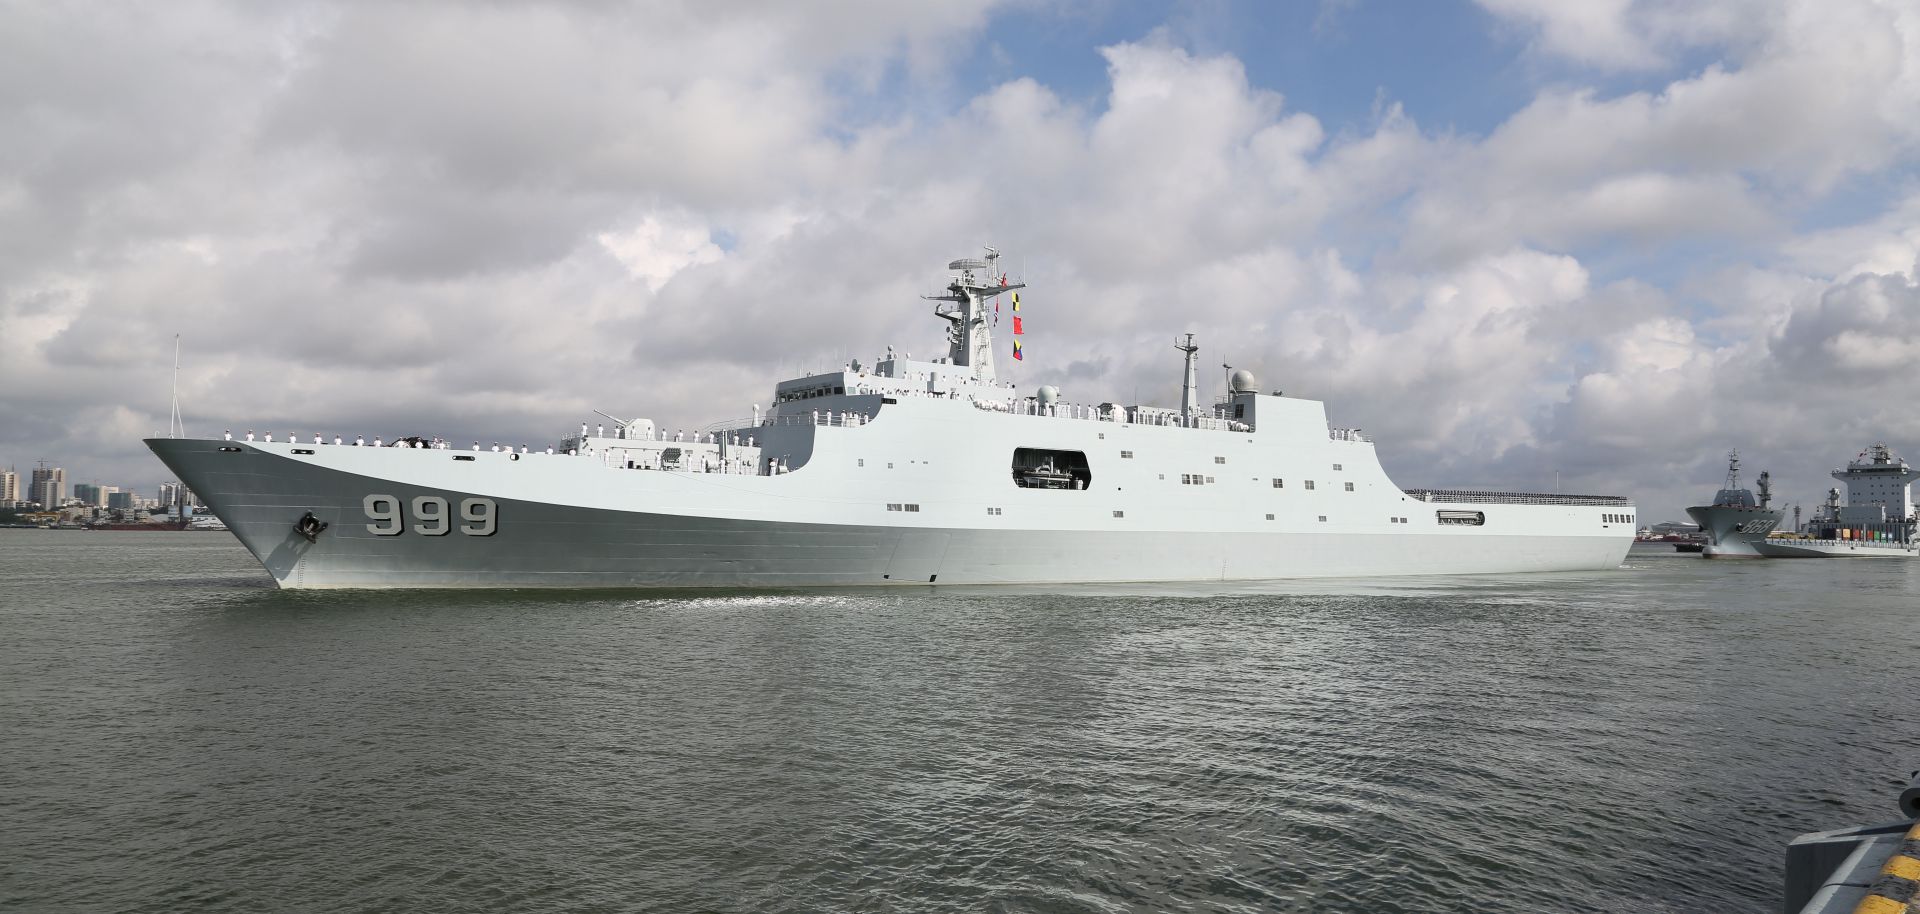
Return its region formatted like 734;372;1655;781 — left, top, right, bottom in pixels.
1684;450;1781;558
147;253;1635;589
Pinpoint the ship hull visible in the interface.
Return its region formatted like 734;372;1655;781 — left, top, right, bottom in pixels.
1752;539;1917;558
1684;504;1781;558
148;438;1631;590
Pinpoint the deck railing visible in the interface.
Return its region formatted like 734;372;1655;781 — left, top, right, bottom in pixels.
1404;488;1633;507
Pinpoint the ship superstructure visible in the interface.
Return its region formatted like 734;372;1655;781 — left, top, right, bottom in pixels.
146;253;1635;589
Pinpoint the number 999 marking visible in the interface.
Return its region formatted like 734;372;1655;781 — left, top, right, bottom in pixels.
460;498;496;536
364;495;403;535
361;495;498;537
413;496;450;535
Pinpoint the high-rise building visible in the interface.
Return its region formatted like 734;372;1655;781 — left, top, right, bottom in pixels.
157;482;197;509
74;483;105;506
107;491;136;511
0;467;17;506
29;463;64;509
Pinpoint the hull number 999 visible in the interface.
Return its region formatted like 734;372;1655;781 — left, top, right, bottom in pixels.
363;495;497;536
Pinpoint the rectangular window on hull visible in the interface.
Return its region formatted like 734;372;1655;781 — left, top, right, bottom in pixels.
1304;480;1316;490
1344;482;1354;492
1012;448;1092;490
1272;478;1283;488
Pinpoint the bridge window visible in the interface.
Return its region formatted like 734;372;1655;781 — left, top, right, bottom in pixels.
1012;448;1091;490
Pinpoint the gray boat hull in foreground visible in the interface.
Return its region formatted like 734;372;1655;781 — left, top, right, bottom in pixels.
149;438;1628;590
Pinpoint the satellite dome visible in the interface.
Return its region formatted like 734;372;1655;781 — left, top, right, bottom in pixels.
1036;385;1061;405
1229;369;1258;393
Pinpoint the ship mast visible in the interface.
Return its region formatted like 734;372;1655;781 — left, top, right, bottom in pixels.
168;334;184;439
1722;449;1740;491
1176;333;1199;420
923;249;1024;384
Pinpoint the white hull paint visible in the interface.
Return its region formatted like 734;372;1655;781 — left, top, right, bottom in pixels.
148;392;1631;589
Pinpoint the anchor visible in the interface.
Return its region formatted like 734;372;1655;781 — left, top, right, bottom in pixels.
294;511;329;543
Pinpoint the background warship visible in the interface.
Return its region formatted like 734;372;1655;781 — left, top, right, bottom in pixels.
1684;450;1782;558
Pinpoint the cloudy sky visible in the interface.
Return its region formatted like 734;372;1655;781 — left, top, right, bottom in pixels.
3;0;1918;523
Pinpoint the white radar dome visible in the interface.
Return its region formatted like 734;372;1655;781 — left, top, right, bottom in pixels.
1036;385;1061;405
1229;369;1258;393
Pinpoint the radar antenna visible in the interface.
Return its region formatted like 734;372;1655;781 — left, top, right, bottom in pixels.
923;247;1024;384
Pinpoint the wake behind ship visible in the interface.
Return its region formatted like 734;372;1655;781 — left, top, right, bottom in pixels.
147;253;1635;589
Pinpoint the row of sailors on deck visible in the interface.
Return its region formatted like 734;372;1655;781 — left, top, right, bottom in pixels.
226;430;562;454
582;422;692;442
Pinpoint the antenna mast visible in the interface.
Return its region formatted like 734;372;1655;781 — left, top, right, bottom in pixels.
1176;334;1199;421
923;248;1024;385
168;334;183;439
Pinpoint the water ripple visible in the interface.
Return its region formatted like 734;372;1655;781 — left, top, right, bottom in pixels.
3;536;1917;913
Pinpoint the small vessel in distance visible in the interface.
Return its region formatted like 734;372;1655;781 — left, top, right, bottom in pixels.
145;252;1635;589
1684;450;1781;558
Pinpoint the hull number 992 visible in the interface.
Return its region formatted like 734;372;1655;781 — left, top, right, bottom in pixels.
363;495;497;536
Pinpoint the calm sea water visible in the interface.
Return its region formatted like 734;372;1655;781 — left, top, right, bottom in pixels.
2;531;1915;913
